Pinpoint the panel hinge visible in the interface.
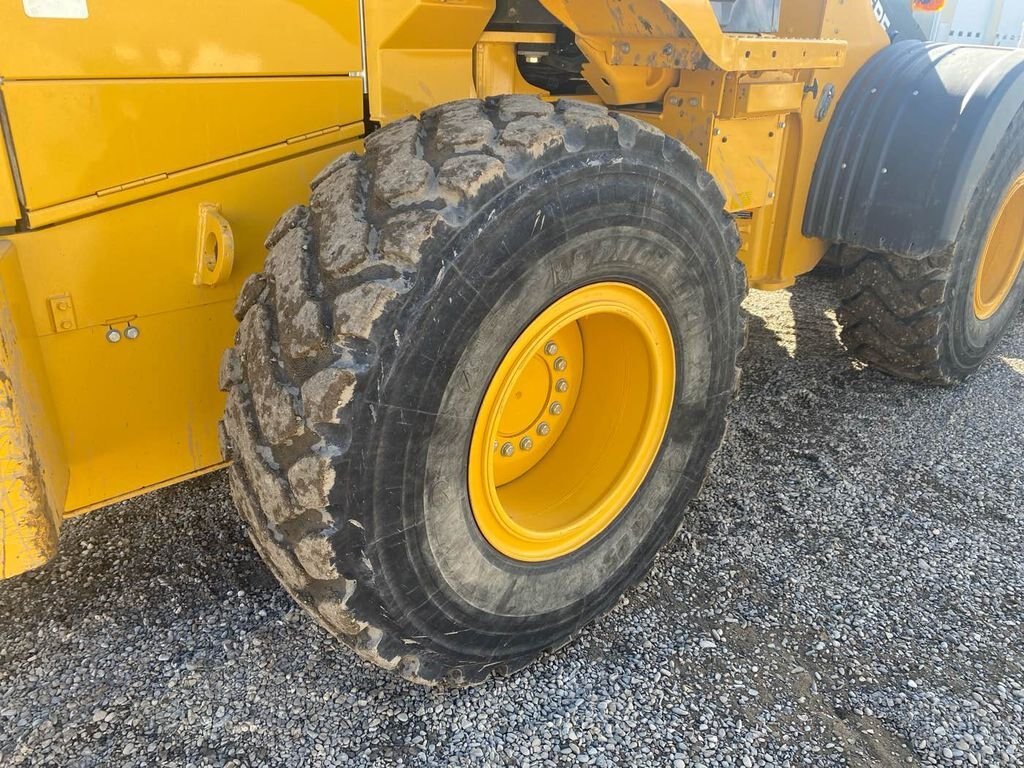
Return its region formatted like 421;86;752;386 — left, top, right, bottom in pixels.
96;173;169;197
47;294;76;332
286;125;342;145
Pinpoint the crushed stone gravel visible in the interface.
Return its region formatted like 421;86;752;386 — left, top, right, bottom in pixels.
2;276;1022;767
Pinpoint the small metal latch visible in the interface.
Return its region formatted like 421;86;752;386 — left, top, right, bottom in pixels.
48;294;77;333
194;203;235;287
816;84;836;122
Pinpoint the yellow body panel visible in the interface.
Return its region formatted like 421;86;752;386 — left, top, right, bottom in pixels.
707;116;786;212
25;127;361;229
475;32;553;100
0;1;361;78
0;0;366;577
10;140;361;514
5;77;364;210
0;242;67;578
0;151;19;228
365;0;495;124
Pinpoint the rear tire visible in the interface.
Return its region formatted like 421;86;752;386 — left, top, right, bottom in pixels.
220;96;745;684
835;111;1024;384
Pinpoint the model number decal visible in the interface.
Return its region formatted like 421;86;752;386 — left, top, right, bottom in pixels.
872;0;892;33
23;0;88;19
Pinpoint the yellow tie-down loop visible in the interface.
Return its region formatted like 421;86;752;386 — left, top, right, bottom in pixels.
194;203;235;287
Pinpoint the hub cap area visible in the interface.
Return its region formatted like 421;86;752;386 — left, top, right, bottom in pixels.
468;283;675;562
974;173;1024;321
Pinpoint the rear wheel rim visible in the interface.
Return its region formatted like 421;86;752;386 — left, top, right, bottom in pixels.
468;282;675;562
973;173;1024;320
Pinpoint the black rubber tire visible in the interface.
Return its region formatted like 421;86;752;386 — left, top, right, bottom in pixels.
834;111;1024;384
220;95;745;685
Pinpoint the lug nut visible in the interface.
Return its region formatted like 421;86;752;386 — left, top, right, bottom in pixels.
520;437;533;451
537;422;551;436
544;342;558;356
105;327;122;343
550;401;563;416
500;442;515;457
554;357;567;371
555;378;568;393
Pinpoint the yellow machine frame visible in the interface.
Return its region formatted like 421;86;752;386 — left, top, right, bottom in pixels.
0;0;894;577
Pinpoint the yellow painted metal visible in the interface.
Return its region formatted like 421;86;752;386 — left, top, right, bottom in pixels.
619;0;890;288
658;71;725;164
469;283;675;562
534;0;889;288
0;1;361;78
365;0;495;124
65;465;228;520
48;295;77;333
17;136;362;341
646;72;792;229
25;125;362;229
752;0;892;288
577;33;680;105
4;77;364;211
707;116;786;212
0;0;371;577
490;324;584;487
8;140;359;517
194;204;236;288
475;32;554;99
0;149;20;229
736;80;806;116
0;241;68;579
539;0;846;92
973;173;1024;320
602;32;845;74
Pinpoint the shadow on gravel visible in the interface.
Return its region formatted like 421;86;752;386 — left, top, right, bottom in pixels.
0;474;278;630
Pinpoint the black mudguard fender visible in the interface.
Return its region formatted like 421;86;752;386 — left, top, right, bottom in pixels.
804;41;1024;257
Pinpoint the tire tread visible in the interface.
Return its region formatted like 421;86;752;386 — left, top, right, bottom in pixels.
222;96;746;684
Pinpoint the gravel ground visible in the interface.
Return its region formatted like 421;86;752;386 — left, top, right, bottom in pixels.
2;276;1023;768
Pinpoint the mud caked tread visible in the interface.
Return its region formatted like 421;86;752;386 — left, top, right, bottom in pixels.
221;96;745;685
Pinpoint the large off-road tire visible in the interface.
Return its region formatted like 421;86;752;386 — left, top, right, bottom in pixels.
220;95;745;685
835;112;1024;384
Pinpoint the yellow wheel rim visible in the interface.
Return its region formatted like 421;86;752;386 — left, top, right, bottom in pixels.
468;282;675;562
974;173;1024;320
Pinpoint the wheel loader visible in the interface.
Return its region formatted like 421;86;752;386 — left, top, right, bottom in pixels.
2;0;1023;685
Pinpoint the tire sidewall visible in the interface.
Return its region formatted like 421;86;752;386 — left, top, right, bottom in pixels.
947;119;1024;372
350;149;739;660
